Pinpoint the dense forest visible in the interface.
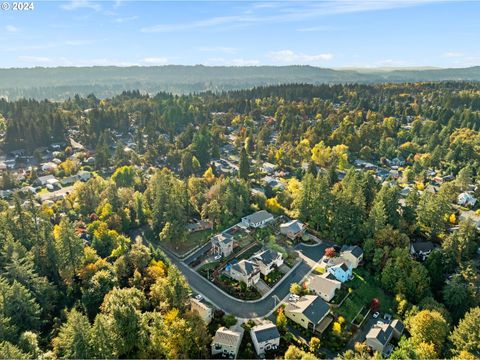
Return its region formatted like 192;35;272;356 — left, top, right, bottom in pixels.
0;82;480;359
0;65;480;100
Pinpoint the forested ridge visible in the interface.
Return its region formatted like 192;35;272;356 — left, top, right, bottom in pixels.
0;82;480;359
0;65;479;100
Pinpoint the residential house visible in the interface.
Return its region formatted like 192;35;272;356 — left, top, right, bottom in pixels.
211;327;243;359
458;192;477;207
41;162;58;172
241;210;274;228
228;260;260;287
327;261;352;283
459;210;480;230
280;220;305;240
250;322;280;356
211;233;234;257
284;295;332;334
251;249;283;276
261;175;285;191
262;162;276;174
307;273;341;302
340;245;364;268
190;298;213;324
410;241;435;260
35;174;58;187
366;319;404;354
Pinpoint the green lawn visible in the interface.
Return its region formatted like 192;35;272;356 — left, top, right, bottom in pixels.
164;229;213;256
336;269;394;323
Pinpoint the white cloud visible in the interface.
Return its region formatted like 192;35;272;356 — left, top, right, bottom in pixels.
142;57;169;65
268;50;333;64
141;1;439;33
5;25;19;33
443;51;463;58
17;56;52;63
61;0;101;12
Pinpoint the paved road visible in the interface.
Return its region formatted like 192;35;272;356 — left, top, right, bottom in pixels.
160;241;330;318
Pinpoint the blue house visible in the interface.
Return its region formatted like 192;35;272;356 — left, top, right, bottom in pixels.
326;259;352;283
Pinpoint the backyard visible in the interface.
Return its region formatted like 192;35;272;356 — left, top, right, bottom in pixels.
335;269;394;324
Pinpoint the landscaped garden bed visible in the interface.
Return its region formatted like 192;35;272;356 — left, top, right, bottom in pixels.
213;274;262;300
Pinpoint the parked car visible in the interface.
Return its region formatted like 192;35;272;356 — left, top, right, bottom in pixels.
373;311;380;319
213;254;222;261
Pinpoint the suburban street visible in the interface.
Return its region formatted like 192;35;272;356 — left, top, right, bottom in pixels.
160;240;330;318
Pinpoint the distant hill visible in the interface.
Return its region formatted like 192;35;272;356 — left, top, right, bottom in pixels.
0;65;479;100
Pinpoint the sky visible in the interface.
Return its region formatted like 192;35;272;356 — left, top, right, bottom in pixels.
1;0;480;68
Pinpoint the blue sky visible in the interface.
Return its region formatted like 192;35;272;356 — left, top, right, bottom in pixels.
1;0;479;68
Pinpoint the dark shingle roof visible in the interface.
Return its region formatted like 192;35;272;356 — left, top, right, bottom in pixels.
411;241;434;253
252;323;280;343
232;260;258;276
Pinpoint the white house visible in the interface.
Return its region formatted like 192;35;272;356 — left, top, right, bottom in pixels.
307;273;341;302
228;260;260;287
211;233;234;257
241;210;274;228
35;174;58;187
280;219;305;240
190;298;213;324
251;249;283;276
211;327;243;359
41;162;58;172
340;245;363;268
250;322;280;356
458;192;477;207
262;162;276;174
366;319;404;354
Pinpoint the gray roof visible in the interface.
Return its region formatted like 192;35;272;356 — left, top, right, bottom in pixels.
391;319;404;334
280;220;304;233
411;241;434;253
232;260;258;276
251;323;280;343
367;323;393;346
212;233;233;245
243;210;273;224
341;245;363;259
286;295;330;324
252;249;281;266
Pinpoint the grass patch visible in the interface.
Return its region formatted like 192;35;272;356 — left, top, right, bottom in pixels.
335;269;394;323
164;229;213;256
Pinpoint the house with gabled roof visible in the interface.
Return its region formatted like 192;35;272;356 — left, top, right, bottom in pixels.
242;210;274;228
340;245;364;268
307;273;341;302
284;295;332;334
251;249;283;276
190;298;213;324
250;321;280;356
280;219;305;240
366;319;404;354
211;233;234;257
228;259;260;287
211;327;243;359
